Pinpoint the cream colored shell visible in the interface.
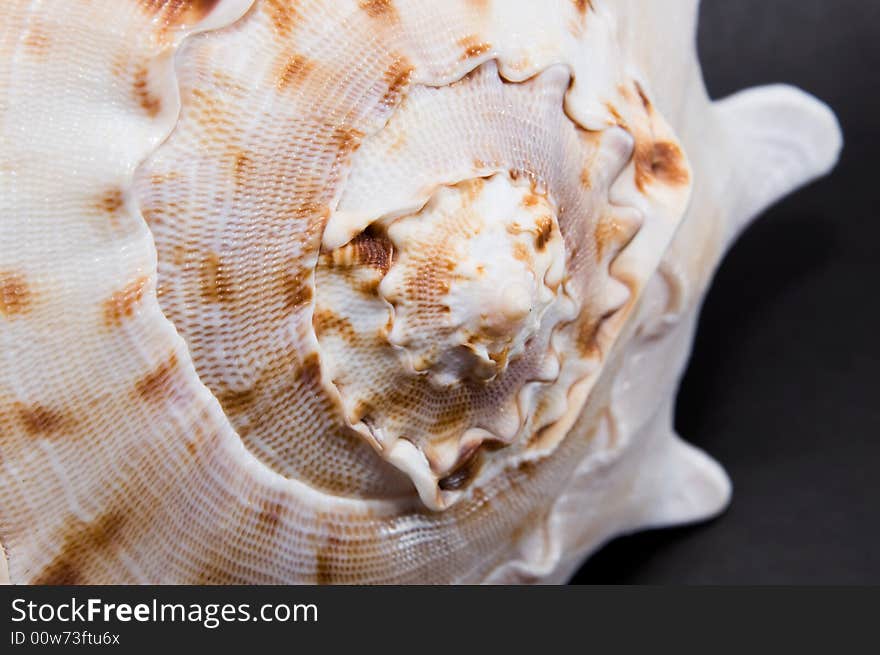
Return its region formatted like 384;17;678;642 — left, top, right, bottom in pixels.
0;0;840;583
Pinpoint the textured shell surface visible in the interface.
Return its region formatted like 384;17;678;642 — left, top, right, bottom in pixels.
0;0;841;584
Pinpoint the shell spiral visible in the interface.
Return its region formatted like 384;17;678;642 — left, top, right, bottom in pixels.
0;0;841;583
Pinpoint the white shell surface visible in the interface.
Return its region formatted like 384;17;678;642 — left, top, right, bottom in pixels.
0;0;841;583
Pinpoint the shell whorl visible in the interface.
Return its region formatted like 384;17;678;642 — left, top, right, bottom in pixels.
136;3;692;511
320;172;579;508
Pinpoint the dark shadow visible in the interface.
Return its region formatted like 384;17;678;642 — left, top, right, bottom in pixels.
570;523;719;584
676;210;839;445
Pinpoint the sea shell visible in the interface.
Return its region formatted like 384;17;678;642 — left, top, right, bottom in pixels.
0;0;841;584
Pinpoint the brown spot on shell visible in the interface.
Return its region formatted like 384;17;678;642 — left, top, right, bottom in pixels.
135;352;179;402
513;242;530;262
634;81;652;112
231;149;254;187
140;205;162;228
140;0;221;27
199;251;234;303
516;458;540;478
103;275;149;328
462;177;485;201
580;166;592;188
330;227;394;274
594;212;639;262
314;534;344;584
281;268;313;313
470;486;490;510
0;271;31;317
276;53;313;91
313;308;357;342
15;402;74;437
32;560;81;586
605;102;625;128
263;0;300;38
149;170;181;187
635;140;689;191
379;56;414;109
186;86;230;139
388;130;408;153
216;387;257;416
534;215;554;251
467;0;491;13
296;352;323;388
292;202;331;223
96;187;125;215
133;66;161;117
572;0;593;15
574;307;605;359
22;23;50;58
32;510;126;585
459;35;492;60
358;0;397;20
508;167;534;184
332;127;365;159
522;193;540;208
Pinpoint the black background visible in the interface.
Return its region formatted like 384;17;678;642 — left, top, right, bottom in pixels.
573;0;879;583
